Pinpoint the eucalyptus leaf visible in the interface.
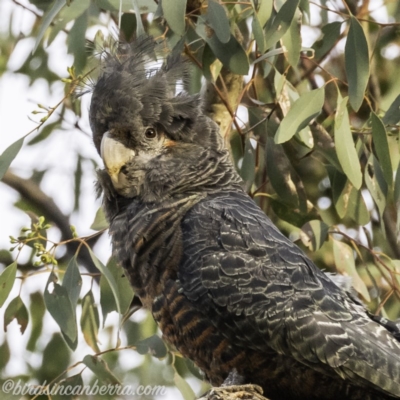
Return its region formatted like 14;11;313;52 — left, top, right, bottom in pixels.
207;0;230;43
62;257;82;309
4;296;29;334
313;21;342;60
82;355;121;384
345;17;370;111
383;94;400;125
265;0;299;50
281;8;302;67
80;290;100;353
0;137;25;180
333;240;370;302
371;112;393;187
0;262;17;308
44;272;77;345
33;0;66;53
300;220;329;251
275;87;324;144
334;96;362;189
196;17;249;75
240;137;256;191
162;0;187;36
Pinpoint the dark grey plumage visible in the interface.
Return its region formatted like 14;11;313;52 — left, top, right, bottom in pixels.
90;37;400;400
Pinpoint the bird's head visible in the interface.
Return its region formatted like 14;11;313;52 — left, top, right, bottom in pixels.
89;36;231;202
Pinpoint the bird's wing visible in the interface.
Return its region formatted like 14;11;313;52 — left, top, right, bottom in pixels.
178;190;400;397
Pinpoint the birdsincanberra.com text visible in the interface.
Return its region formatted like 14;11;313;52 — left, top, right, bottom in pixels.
2;379;167;397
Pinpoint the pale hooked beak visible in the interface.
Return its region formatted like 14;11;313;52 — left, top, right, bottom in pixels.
100;131;136;190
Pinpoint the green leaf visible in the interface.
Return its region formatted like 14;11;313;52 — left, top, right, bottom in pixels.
100;256;134;326
136;335;167;358
371;112;393;187
107;257;134;314
252;14;266;54
0;262;17;308
334;96;362;189
275;87;325;144
82;355;121;384
313;21;342;60
89;251;123;325
0;340;10;371
62;257;82;309
269;197;318;227
264;0;300;49
395;162;400;239
33;0;67;53
81;290;100;353
240;137;256;191
207;0;230;43
67;11;88;73
265;136;307;211
90;206;109;230
162;0;186;36
300;220;329;251
4;296;29;334
281;8;302;67
365;154;387;232
255;0;273;27
383;94;400;125
47;0;90;45
174;371;196;400
333;240;370;302
44;272;77;346
345;17;370;111
73;155;83;211
100;274;116;326
0;137;25;181
196;17;249;75
94;0;157;13
26;292;45;352
28;122;60;145
39;333;70;382
54;374;84;396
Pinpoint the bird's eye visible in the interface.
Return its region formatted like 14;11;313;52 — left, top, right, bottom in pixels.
145;127;157;139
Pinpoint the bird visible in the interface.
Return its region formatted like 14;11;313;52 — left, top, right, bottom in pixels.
89;36;400;400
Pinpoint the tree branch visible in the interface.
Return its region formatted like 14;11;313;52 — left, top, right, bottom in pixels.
2;170;101;272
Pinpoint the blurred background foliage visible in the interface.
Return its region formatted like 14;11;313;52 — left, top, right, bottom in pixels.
0;0;400;399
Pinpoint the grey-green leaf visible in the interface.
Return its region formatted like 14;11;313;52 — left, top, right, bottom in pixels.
334;96;362;189
90;206;109;230
0;262;17;308
265;0;300;50
0;137;25;180
44;272;77;344
281;8;302;67
313;21;342;60
371;112;393;187
333;240;370;302
62;257;82;309
196;17;249;75
82;355;121;384
300;220;329;251
81;290;100;353
207;0;230;43
275;87;325;144
4;296;29;334
345;16;370;111
33;0;67;53
383;94;400;125
162;0;186;36
89;250;122;320
240;137;256;191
